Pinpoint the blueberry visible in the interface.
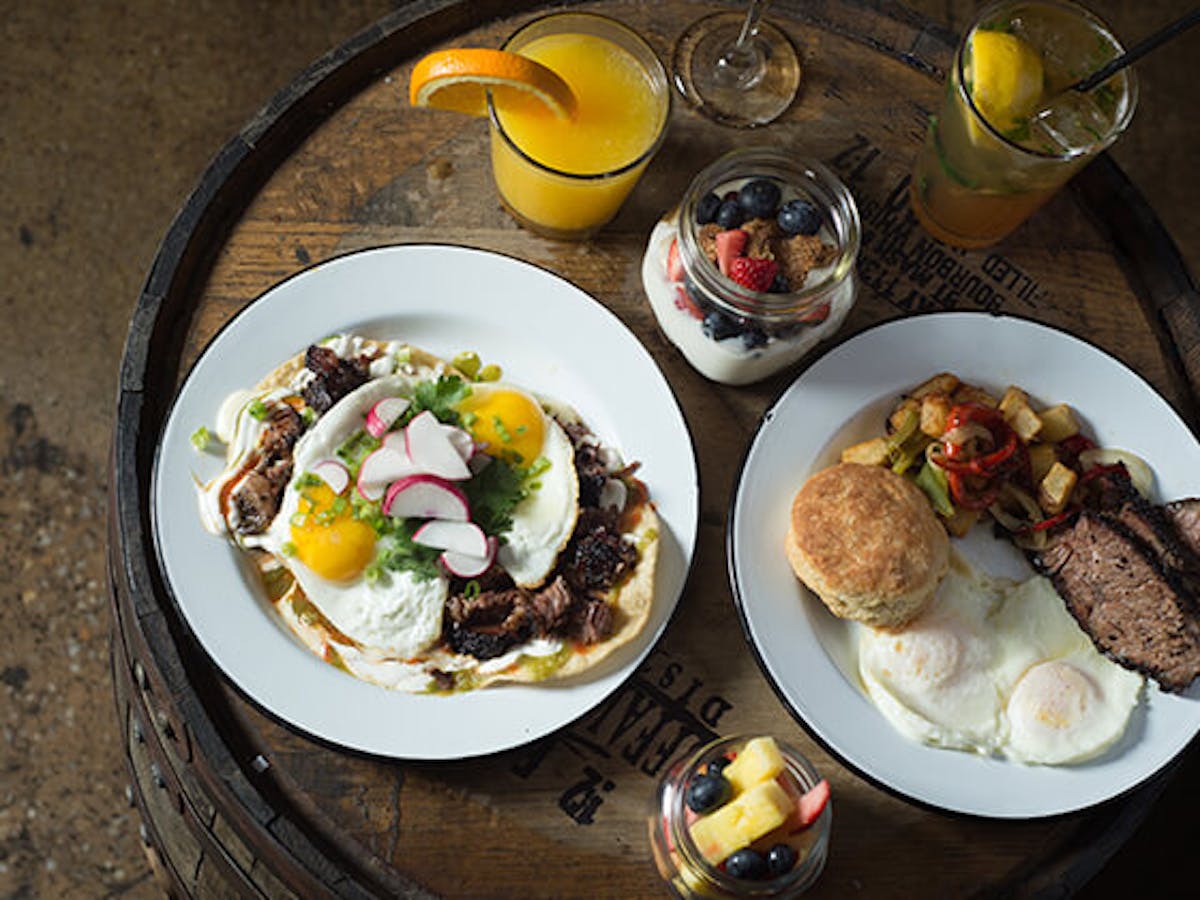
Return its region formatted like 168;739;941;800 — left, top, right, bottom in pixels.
702;310;740;341
741;325;768;350
777;198;823;236
715;198;744;229
725;848;768;880
738;178;782;219
695;192;722;225
766;843;799;876
768;273;790;293
685;773;732;814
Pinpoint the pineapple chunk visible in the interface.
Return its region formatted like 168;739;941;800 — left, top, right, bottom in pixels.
688;780;794;865
1038;404;1080;443
1039;461;1078;515
840;437;889;466
723;736;785;795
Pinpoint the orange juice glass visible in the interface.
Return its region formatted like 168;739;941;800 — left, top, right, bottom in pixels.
489;13;670;240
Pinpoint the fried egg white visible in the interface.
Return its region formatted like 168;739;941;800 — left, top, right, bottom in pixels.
858;556;1007;752
857;551;1143;765
457;382;579;588
257;375;448;660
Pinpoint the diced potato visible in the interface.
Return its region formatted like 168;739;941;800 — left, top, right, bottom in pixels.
920;393;953;437
888;397;920;434
841;437;889;466
1007;404;1043;443
998;386;1028;415
1038;404;1080;443
951;383;999;408
910;372;960;400
944;506;981;537
1039;461;1078;515
1028;443;1058;484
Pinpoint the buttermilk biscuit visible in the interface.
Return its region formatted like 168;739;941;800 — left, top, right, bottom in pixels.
786;463;948;629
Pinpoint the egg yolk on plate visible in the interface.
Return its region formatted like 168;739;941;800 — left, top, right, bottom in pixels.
458;387;545;465
291;483;376;581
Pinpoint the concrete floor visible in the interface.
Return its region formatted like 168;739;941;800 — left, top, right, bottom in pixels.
1;1;1196;897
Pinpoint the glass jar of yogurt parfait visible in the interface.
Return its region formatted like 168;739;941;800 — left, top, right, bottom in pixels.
648;734;831;898
642;148;860;385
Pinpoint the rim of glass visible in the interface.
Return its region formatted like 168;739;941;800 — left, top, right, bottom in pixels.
486;11;671;183
666;735;831;894
955;0;1138;161
678;148;861;319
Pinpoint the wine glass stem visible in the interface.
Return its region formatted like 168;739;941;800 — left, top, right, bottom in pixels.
718;0;771;89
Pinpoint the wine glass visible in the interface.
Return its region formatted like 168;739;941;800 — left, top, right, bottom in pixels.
672;0;802;127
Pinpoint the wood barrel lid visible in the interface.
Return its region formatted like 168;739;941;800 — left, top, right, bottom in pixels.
109;1;1200;896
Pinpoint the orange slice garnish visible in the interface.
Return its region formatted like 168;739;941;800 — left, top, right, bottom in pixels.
409;48;576;119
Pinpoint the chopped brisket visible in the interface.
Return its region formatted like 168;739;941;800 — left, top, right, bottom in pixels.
567;422;610;508
561;507;638;595
444;575;614;661
1033;510;1200;692
302;345;370;414
230;402;303;534
1165;498;1200;560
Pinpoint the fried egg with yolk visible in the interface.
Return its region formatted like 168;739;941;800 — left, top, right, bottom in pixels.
858;551;1143;765
254;375;448;659
456;382;579;588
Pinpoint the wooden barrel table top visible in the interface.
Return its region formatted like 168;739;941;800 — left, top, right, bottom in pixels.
109;1;1200;896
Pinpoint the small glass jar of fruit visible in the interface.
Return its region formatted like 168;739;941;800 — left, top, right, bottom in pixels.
648;735;831;897
641;147;860;385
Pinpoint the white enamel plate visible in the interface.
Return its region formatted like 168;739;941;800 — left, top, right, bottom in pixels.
729;312;1200;818
153;245;698;759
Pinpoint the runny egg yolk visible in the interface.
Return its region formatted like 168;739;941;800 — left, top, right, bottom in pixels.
457;388;545;465
291;483;376;582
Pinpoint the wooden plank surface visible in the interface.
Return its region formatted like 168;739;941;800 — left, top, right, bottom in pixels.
117;1;1200;896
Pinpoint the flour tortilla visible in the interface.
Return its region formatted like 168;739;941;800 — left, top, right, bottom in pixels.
237;338;660;692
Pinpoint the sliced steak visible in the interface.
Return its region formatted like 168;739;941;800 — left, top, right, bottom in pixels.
1165;498;1200;560
302;344;370;414
1033;511;1200;692
229;402;303;534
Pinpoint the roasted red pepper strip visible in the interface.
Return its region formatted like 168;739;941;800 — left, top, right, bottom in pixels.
933;403;1020;478
947;470;999;510
1026;510;1074;533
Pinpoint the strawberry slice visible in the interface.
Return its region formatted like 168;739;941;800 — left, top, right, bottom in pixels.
666;238;685;282
727;256;778;293
795;778;830;829
715;229;748;275
674;286;704;320
799;302;831;324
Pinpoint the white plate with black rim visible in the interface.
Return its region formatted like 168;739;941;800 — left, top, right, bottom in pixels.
153;244;699;760
728;312;1200;818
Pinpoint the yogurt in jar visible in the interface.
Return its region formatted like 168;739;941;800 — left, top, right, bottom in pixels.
641;149;860;386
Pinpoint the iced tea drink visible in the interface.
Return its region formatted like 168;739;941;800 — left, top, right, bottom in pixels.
910;0;1136;249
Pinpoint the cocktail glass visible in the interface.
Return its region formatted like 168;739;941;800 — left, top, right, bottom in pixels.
671;0;801;128
487;12;670;240
910;0;1137;249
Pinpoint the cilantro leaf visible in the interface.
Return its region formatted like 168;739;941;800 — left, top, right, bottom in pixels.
463;457;526;537
407;375;471;426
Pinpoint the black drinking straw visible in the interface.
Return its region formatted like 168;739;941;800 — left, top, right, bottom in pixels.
1073;7;1200;93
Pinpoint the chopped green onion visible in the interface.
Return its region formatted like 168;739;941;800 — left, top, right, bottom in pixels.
247;399;269;421
190;425;213;451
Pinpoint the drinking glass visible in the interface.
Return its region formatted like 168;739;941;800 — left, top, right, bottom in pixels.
909;0;1137;249
488;12;670;240
672;0;801;127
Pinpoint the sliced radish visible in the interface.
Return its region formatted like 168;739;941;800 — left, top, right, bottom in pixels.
364;397;410;438
381;430;408;453
405;411;471;480
357;446;416;501
443;424;476;463
382;474;469;521
311;459;350;495
413;519;489;558
441;536;497;578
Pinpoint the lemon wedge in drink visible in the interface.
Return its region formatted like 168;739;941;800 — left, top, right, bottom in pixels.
966;30;1044;143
